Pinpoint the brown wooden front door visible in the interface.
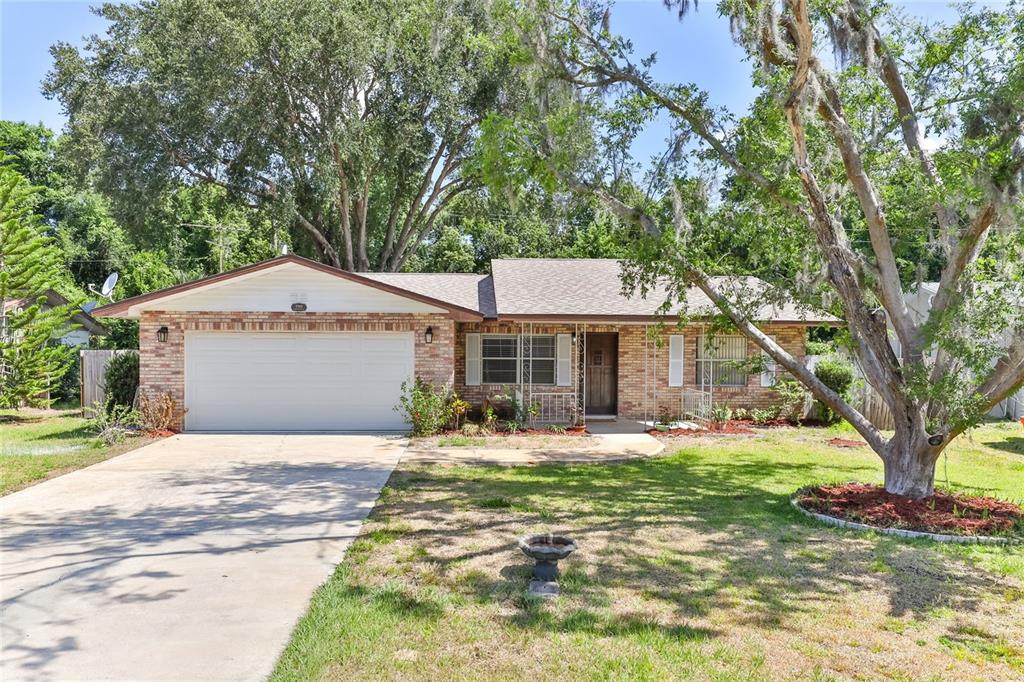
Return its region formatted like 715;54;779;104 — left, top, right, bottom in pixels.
585;333;618;415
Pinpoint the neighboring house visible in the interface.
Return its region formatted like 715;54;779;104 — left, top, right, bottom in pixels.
895;282;1023;420
92;255;831;432
1;289;108;347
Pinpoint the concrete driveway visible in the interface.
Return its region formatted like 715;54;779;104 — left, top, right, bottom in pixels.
0;434;406;681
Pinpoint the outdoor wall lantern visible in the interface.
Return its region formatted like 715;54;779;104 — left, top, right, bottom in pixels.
156;326;169;343
425;326;434;344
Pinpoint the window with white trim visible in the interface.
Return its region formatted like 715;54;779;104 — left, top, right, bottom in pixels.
480;334;556;385
696;335;748;387
523;335;556;384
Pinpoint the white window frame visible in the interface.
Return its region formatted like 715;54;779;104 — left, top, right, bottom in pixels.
480;334;557;386
696;334;749;387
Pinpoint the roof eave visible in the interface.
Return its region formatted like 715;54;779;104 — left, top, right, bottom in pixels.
493;313;838;325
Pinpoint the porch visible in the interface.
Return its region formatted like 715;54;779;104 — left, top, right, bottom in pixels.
457;321;781;428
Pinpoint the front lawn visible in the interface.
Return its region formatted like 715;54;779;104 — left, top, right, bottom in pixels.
0;409;155;494
274;422;1024;681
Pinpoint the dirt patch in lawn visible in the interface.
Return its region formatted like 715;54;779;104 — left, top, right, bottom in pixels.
796;483;1024;536
828;437;867;448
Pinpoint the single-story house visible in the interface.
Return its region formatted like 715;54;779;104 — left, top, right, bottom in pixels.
2;289;108;347
93;254;831;432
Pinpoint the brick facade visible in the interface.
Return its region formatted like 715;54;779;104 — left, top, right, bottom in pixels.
139;311;453;430
453;321;808;421
137;309;807;430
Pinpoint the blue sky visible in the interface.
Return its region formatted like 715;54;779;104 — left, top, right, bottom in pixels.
0;0;990;162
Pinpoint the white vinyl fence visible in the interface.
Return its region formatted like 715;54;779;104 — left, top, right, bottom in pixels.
80;349;137;416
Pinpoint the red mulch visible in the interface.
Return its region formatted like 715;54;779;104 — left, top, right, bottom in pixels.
145;429;178;437
828;438;867;448
796;483;1023;536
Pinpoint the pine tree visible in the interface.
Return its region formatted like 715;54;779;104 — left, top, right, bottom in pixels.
0;164;75;408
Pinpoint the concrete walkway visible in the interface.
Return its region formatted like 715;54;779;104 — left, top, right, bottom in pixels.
403;431;664;465
0;434;406;681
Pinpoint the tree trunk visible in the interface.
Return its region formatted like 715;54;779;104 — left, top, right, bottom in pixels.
883;434;939;498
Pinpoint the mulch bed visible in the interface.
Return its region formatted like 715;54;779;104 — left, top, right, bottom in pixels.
145;429;178;438
796;483;1023;536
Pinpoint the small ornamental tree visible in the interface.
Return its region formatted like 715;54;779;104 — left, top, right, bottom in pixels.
0;165;75;408
492;0;1024;498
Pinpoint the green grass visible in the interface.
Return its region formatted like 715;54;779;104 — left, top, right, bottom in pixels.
435;435;487;447
0;409;154;494
273;422;1024;681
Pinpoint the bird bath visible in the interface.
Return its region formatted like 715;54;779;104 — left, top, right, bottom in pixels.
518;533;577;581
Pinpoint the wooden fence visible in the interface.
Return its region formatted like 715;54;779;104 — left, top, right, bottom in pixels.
80;349;137;416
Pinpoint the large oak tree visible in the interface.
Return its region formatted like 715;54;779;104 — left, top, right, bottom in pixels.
493;0;1024;497
45;0;527;271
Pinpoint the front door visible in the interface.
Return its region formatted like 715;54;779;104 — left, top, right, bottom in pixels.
585;333;618;415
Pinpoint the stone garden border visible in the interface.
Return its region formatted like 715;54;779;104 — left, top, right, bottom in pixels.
790;497;1020;545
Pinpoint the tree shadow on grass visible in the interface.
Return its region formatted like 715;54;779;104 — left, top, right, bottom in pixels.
980;436;1024;457
369;453;1019;639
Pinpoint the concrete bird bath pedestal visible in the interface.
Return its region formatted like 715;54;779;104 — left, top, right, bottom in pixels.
519;533;577;598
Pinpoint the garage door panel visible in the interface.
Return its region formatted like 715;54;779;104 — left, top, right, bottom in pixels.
184;332;413;431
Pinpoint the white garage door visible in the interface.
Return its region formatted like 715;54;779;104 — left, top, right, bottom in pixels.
184;332;414;431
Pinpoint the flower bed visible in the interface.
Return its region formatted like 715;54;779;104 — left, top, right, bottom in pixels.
795;483;1023;537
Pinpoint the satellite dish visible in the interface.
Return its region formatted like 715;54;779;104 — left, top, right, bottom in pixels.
88;272;120;302
101;272;119;297
82;301;98;314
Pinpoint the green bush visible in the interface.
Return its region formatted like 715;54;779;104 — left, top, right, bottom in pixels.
90;401;141;444
773;377;810;423
103;352;139;411
806;340;835;356
814;356;855;423
394;378;461;436
52;351;81;406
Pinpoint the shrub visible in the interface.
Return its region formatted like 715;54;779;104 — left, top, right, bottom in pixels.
138;392;184;432
461;422;482;436
502;419;523;434
732;407;750;421
806;340;836;356
751;408;778;425
710;404;733;424
814;357;855;424
90;401;140;444
481;404;498;433
103;352;139;411
773;377;810;423
545;423;567;434
52;351;81;406
449;395;470;430
394;378;466;436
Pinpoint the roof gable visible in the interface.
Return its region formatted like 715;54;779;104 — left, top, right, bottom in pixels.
93;256;482;320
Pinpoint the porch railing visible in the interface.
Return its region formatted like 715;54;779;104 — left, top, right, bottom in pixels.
527;392;578;425
681;387;714;423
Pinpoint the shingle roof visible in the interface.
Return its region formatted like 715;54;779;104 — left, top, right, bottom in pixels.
366;259;833;323
360;272;497;318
